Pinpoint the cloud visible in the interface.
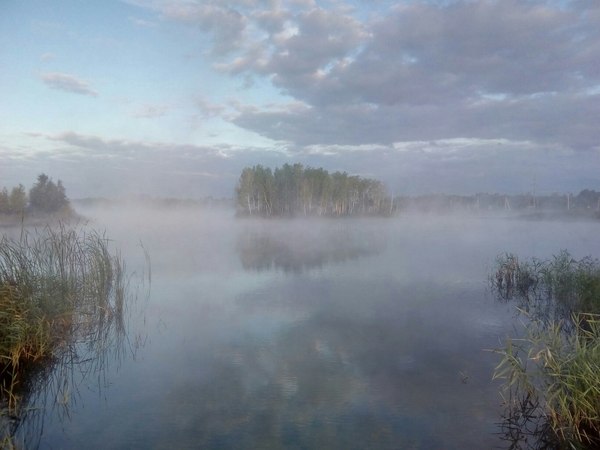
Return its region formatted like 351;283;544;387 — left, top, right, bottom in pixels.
215;4;367;83
9;128;599;198
16;130;294;197
213;1;599;152
41;131;276;165
40;72;98;97
129;1;600;153
195;98;226;119
231;90;600;149
129;16;157;27
160;2;249;55
46;131;216;158
283;138;598;196
132;104;169;118
23;0;596;197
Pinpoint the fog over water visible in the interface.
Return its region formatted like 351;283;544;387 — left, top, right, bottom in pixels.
4;1;600;446
27;205;600;449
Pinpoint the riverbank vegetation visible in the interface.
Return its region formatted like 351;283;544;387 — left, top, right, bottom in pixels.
235;163;600;219
491;251;600;449
493;251;600;320
235;164;391;217
0;226;128;446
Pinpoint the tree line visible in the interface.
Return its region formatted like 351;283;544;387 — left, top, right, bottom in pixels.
0;174;71;216
235;164;391;217
396;190;600;215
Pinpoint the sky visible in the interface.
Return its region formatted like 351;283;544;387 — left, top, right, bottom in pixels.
1;0;599;198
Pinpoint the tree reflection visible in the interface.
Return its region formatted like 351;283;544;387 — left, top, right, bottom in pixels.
236;226;385;273
158;313;441;449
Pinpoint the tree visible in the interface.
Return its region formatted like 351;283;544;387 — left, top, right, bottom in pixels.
0;188;9;214
9;185;27;214
575;189;600;210
253;165;274;216
29;173;70;213
0;186;27;214
235;164;390;217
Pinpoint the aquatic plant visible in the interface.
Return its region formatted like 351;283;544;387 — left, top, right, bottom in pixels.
492;251;600;449
493;253;541;300
493;251;600;323
0;225;128;442
494;314;600;449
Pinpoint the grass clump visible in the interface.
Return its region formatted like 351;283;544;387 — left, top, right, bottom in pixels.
493;251;600;322
494;314;600;449
492;251;600;449
0;225;125;414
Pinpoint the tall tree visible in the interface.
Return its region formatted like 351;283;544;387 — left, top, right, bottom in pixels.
29;173;70;213
0;188;9;214
8;185;27;214
235;165;390;217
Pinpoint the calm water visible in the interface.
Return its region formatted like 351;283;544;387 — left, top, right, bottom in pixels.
17;207;600;449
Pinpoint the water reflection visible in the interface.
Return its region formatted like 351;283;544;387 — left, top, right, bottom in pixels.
139;273;506;450
2;338;125;449
236;224;385;273
22;209;599;449
159;313;445;449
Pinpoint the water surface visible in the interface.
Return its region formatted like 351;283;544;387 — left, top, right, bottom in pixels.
28;207;600;449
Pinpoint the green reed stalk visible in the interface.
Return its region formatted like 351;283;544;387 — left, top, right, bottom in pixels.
494;314;600;449
0;225;125;414
492;251;600;449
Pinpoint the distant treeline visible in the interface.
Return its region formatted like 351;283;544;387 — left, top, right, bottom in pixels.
396;189;600;216
0;174;72;217
73;196;232;209
235;164;391;217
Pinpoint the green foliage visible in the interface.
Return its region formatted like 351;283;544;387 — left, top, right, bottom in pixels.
0;226;125;415
493;251;600;320
235;163;391;217
0;186;27;216
0;174;72;218
492;252;600;448
494;315;600;449
0;189;8;213
28;174;70;214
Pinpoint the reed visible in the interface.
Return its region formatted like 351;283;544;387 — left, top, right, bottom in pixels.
0;225;126;415
493;251;600;322
492;251;600;449
494;314;600;449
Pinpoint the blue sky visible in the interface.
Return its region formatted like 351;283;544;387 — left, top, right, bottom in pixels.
1;0;599;198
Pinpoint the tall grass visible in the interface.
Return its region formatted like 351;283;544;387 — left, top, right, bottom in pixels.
492;251;600;449
0;225;128;443
493;250;600;324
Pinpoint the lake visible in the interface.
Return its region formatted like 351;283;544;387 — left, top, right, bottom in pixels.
10;206;600;449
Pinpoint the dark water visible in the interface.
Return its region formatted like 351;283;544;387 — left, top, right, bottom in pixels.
18;207;600;449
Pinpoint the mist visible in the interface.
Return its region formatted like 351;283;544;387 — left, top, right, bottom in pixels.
4;0;600;447
3;198;586;448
